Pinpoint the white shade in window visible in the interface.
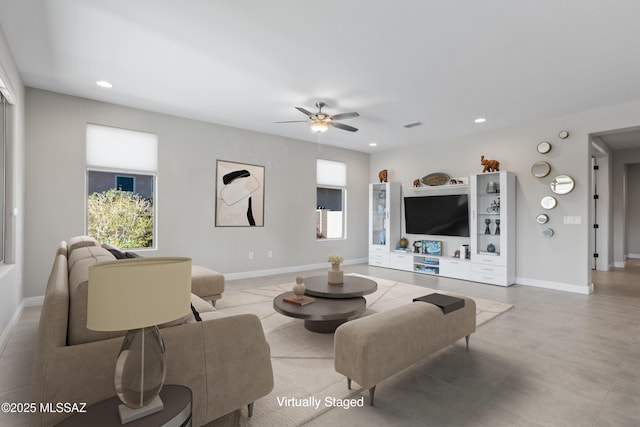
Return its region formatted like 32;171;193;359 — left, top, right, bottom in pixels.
317;159;346;187
86;124;158;172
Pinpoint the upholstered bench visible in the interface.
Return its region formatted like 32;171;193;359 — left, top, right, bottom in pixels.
334;295;476;405
191;264;225;305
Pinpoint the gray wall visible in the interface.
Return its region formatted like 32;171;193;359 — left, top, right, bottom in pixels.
626;163;640;257
0;27;26;344
371;101;640;293
613;147;640;263
24;88;370;298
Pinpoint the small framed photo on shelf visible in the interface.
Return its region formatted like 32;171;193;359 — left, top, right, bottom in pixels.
422;240;442;256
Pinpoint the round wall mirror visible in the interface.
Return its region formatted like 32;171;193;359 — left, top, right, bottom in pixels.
541;196;557;209
543;228;554;238
550;175;575;195
537;141;552;154
531;161;551;178
536;214;549;224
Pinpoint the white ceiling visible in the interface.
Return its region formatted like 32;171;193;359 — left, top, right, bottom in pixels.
2;0;640;153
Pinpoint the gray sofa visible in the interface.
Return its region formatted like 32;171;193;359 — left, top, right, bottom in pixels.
31;236;274;426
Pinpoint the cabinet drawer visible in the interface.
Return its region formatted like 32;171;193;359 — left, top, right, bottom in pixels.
471;263;507;276
439;259;471;280
369;252;389;267
370;245;388;253
470;271;508;286
472;254;506;266
389;253;413;271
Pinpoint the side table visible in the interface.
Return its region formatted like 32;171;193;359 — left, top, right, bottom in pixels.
55;385;192;427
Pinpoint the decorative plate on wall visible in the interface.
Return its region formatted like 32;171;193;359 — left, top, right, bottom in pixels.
421;173;450;186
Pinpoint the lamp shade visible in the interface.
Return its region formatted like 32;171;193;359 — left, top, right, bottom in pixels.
87;257;192;331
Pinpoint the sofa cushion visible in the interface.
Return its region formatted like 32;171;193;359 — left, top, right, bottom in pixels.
67;249;120;345
68;246;115;273
191;265;225;300
67;236;99;256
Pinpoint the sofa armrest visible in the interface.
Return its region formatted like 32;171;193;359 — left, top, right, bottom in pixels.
32;314;273;427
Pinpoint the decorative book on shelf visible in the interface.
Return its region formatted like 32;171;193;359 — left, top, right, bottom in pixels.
413;293;464;314
283;295;315;306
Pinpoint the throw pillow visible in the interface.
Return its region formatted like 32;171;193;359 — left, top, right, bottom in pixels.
191;304;202;322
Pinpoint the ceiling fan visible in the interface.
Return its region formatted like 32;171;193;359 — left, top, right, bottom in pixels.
276;102;359;133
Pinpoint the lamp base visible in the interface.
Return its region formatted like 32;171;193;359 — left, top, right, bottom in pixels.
118;396;164;424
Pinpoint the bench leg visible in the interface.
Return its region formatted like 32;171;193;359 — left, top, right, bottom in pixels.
465;334;470;349
247;402;254;417
347;378;351;389
369;386;376;406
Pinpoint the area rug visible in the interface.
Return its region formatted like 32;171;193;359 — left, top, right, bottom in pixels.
207;274;513;426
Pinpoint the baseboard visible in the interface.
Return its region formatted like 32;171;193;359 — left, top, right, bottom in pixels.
627;253;640;259
516;276;593;295
0;301;24;357
23;295;44;307
613;261;626;268
224;258;368;281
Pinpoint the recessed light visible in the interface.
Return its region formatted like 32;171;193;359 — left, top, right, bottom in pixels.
474;118;486;123
96;80;113;88
369;142;377;147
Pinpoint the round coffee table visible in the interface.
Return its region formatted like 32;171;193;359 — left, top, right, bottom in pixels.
303;275;377;298
273;275;377;333
273;292;366;333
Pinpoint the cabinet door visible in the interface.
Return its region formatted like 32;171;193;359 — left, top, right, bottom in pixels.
370;183;389;247
440;258;471;280
389;252;413;271
470;172;507;261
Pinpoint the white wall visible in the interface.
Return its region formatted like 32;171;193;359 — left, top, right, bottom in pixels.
0;27;25;349
24;89;370;298
371;101;640;293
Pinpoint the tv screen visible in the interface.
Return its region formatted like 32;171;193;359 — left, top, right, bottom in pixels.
404;194;470;237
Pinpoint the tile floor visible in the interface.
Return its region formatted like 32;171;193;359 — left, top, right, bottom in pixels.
1;261;639;426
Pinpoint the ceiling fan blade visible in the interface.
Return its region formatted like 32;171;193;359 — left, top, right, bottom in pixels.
331;112;360;120
330;122;358;132
295;107;314;118
274;120;309;123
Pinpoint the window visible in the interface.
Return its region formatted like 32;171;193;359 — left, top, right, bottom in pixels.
86;124;157;249
116;175;135;192
316;159;346;239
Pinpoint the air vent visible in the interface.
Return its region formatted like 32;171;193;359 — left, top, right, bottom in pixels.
403;121;423;129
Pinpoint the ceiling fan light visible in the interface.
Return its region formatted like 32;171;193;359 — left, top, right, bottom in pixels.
310;120;329;133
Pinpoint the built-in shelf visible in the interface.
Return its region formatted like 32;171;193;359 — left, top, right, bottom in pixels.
410;183;469;193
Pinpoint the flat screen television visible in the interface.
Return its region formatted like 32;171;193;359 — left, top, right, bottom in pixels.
404;194;470;237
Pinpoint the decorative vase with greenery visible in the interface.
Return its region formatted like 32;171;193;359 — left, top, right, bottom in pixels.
327;253;344;285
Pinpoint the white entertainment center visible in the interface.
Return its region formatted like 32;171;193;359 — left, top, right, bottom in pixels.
368;171;515;287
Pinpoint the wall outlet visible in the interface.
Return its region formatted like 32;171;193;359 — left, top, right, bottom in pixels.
268;250;273;258
249;251;254;260
563;216;581;225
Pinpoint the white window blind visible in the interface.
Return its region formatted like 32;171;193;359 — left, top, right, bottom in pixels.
317;159;346;187
86;124;158;172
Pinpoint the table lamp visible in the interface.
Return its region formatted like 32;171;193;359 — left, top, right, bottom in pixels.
87;257;192;424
